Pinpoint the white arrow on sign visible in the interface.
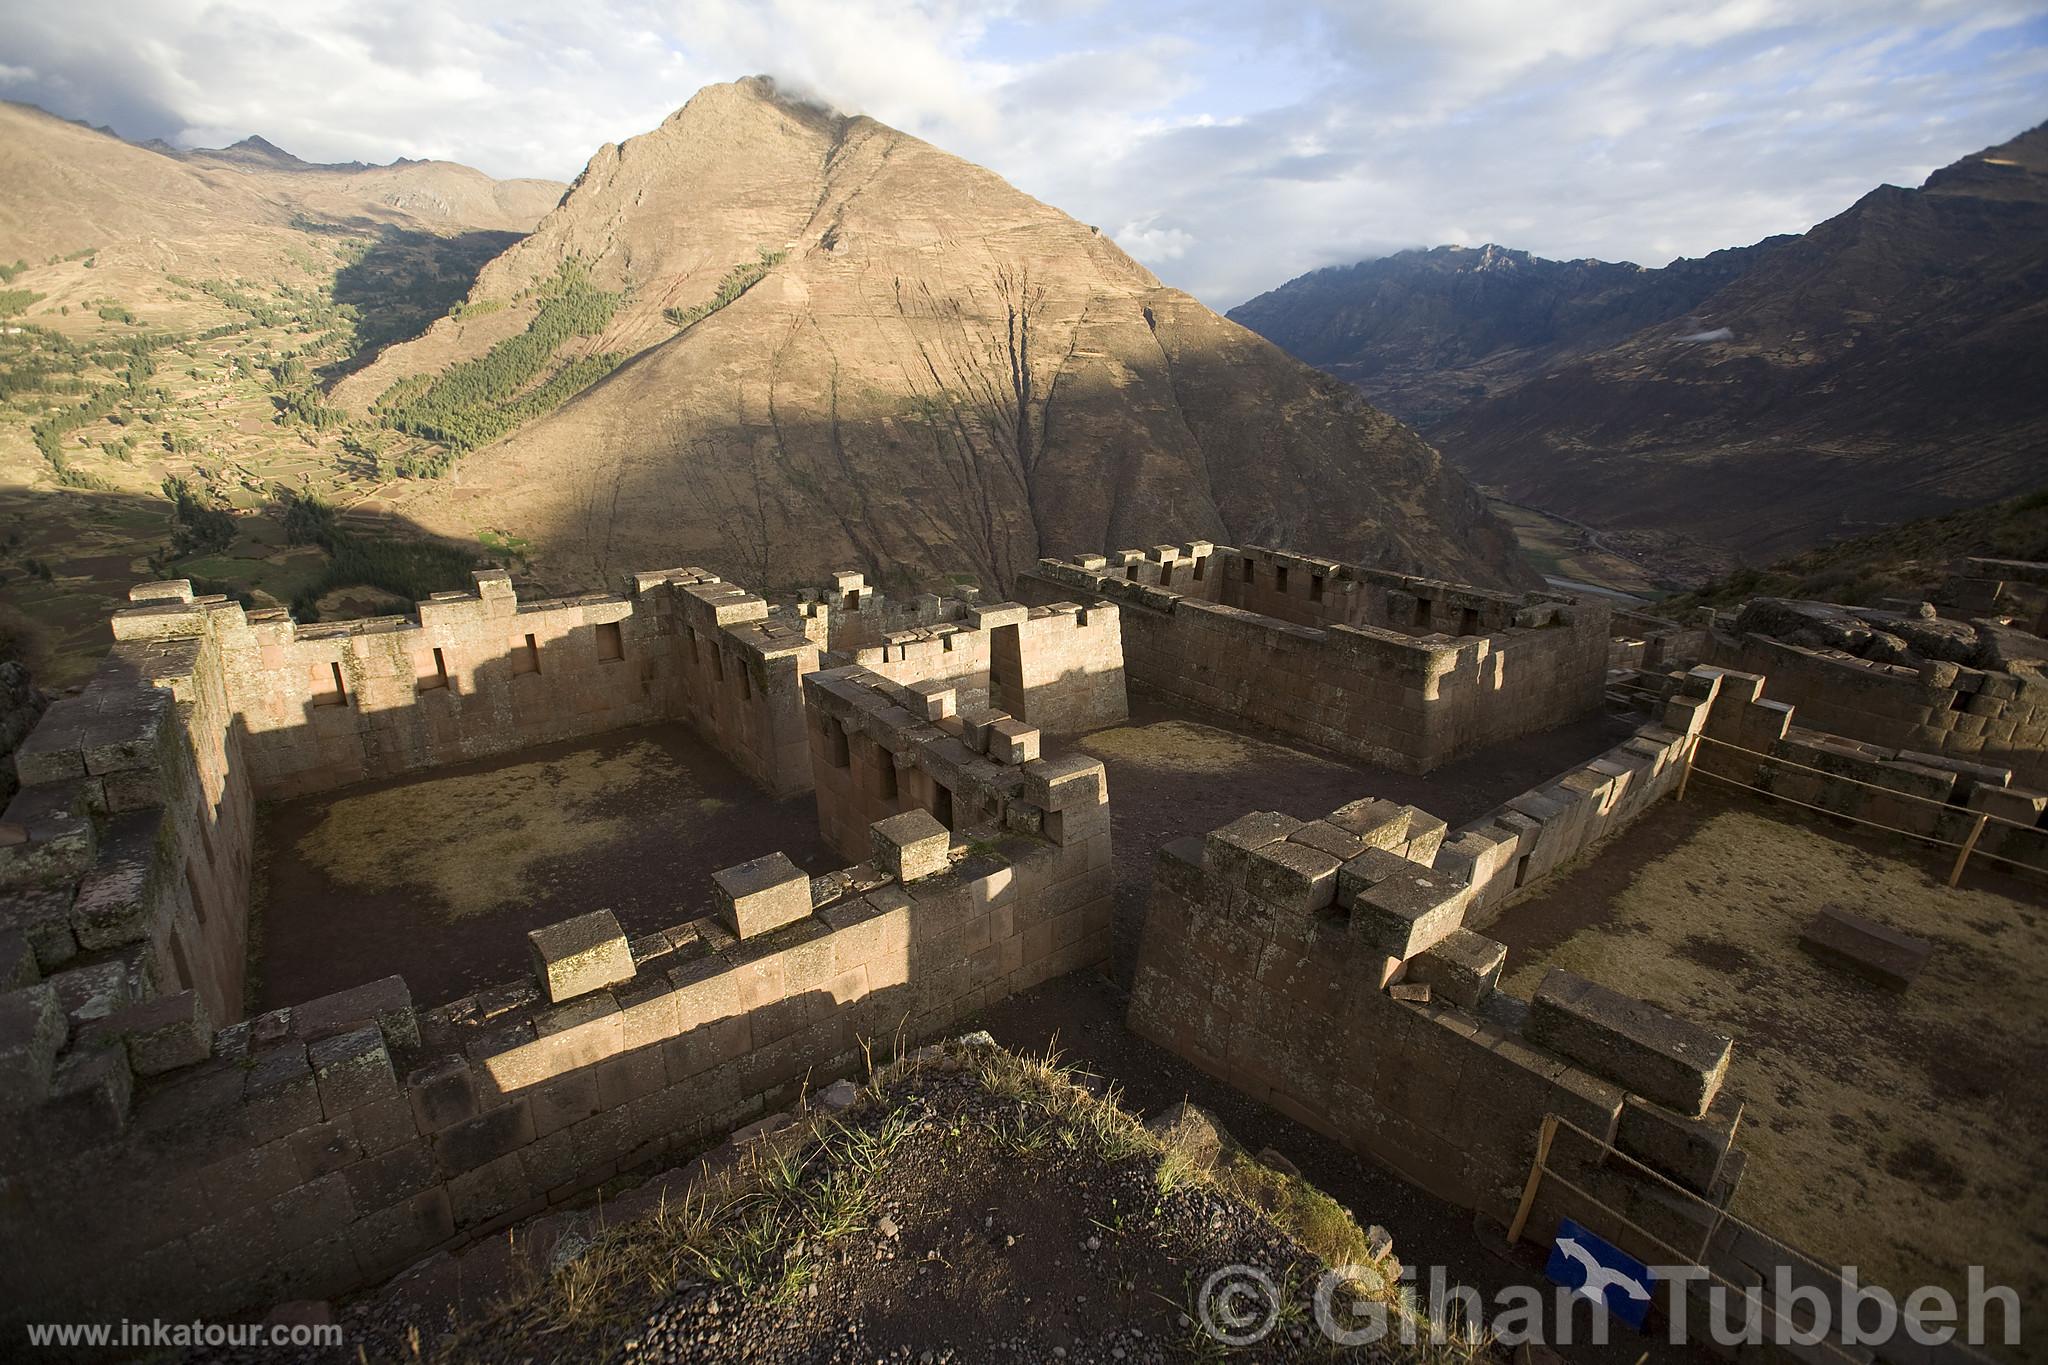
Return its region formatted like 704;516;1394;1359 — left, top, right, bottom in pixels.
1556;1237;1651;1304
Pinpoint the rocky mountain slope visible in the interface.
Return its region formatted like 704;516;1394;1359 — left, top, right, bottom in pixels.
340;77;1534;594
1227;241;1771;430
1232;124;2048;565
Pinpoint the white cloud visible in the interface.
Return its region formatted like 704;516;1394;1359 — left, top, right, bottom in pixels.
1116;218;1197;261
0;0;2041;307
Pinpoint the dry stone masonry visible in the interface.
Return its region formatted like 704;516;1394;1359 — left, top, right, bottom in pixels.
5;540;2041;1335
0;559;1116;1325
1693;593;2048;789
1019;541;1608;772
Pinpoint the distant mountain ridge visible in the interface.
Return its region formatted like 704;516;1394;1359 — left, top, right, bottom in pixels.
1228;241;1775;429
1230;123;2048;564
0;99;567;259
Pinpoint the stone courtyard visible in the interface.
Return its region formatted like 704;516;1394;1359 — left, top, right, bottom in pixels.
4;540;2044;1362
1487;784;2048;1319
1067;697;1638;973
254;723;835;1008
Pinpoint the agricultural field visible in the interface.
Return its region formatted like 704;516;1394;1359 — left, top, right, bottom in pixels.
0;231;526;685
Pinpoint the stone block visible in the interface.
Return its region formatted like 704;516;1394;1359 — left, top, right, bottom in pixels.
1327;798;1410;848
0;981;65;1108
956;707;1007;753
1400;809;1449;862
107;989;212;1075
529;909;637;1001
44;1043;134;1151
1406;929;1506;1009
52;958;132;1029
1527;968;1732;1117
0;887;76;971
0;930;34;991
986;719;1041;765
1287;821;1369;863
1020;755;1106;812
531;992;626;1076
309;1024;397;1115
447;1149;533;1226
1433;830;1514;899
1241;841;1341;915
1615;1091;1743;1195
432;1098;535;1177
405;1055;480;1133
289;1116;366;1181
244;1044;322;1142
349;1188;452;1274
1350;870;1467;961
869;810;950;883
614;973;683;1051
68;810;160;950
351;1092;419;1156
970;604;1030;631
343;1140;436;1213
905;681;955;722
1797;906;1933;991
713;853;813;940
1202;811;1303;884
1335;847;1419;908
293;976;418;1050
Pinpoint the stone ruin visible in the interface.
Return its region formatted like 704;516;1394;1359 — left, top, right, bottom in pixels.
1020;541;1610;772
2;539;2039;1335
1610;568;2048;792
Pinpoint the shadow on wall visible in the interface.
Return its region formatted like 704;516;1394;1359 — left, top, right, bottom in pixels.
0;780;1112;1328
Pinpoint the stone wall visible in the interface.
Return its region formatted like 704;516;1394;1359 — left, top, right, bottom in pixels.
3;592;254;1029
1607;606;1711;673
797;571;975;653
120;567;821;802
1939;556;2048;635
830;600;1127;738
1448;664;2047;936
802;663;1116;895
1677;666;2048;877
0;793;1113;1325
1020;541;1608;773
42;567;1121;811
0;658;45;810
1704;629;2048;790
635;569;821;797
1125;789;1741;1238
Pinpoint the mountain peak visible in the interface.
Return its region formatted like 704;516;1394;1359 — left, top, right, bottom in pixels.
659;75;848;138
205;133;314;167
330;79;1534;594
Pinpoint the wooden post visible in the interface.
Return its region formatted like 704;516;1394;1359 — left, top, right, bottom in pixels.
1949;813;1989;888
1506;1114;1558;1247
1698;1206;1726;1265
1675;733;1701;803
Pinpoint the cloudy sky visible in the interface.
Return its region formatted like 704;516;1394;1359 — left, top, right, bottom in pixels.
5;1;2044;306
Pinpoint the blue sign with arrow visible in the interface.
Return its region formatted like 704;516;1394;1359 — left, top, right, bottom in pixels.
1544;1218;1657;1331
